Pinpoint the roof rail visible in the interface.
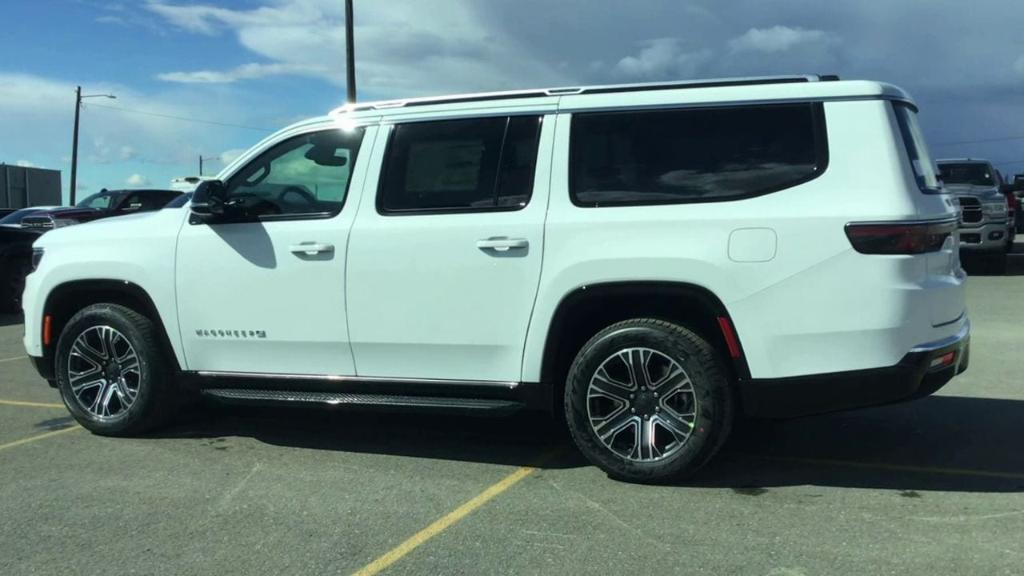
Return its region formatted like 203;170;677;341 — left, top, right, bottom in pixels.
330;74;835;115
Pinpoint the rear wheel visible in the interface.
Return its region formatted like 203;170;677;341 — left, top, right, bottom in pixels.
564;319;734;483
55;304;177;436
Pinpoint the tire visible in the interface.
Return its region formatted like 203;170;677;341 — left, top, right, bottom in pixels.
0;256;29;313
564;318;734;483
55;303;177;436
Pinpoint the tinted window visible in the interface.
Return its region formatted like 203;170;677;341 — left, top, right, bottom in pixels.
165;193;192;208
76;191;119;209
119;191;181;212
226;128;365;218
893;104;941;192
938;163;994;186
379;116;541;213
570;104;826;207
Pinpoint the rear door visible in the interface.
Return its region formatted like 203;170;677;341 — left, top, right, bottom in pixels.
346;112;554;382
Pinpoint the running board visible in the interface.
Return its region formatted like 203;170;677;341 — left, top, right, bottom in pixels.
201;388;526;415
184;371;553;413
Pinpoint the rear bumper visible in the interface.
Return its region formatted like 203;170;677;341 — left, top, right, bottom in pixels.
741;321;970;418
959;222;1009;251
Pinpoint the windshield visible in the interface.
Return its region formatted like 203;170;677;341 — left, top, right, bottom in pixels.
938;163;995;186
76;191;118;209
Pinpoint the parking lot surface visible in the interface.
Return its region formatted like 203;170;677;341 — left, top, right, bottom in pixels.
2;244;1023;575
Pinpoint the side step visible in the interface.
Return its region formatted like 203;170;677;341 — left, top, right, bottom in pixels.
202;388;525;415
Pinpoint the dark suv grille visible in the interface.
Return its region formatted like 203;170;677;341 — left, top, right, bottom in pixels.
958;197;982;224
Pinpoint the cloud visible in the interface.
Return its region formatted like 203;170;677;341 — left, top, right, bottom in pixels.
158;62;324;84
125;174;151;187
1015;55;1024;77
220;148;247;165
147;0;568;96
16;160;35;167
0;72;270;195
729;26;837;54
612;39;711;80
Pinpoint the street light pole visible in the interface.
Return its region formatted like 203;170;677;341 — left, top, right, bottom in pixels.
199;155;219;176
69;88;116;205
345;0;356;104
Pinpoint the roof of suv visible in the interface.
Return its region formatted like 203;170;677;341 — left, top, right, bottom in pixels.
327;75;914;119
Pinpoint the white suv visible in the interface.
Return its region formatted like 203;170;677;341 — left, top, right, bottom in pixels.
23;75;970;482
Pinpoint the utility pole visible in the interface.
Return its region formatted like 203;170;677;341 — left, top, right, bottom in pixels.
69;87;116;205
70;86;81;205
345;0;356;103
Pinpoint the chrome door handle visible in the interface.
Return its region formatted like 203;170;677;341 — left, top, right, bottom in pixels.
476;238;529;251
289;242;335;255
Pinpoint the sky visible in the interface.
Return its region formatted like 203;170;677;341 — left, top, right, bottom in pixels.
1;0;1023;203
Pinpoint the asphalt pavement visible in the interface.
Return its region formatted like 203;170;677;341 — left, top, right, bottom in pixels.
1;243;1022;575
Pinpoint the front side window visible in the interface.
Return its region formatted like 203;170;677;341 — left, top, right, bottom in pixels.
938;162;995;187
378;116;541;214
570;104;827;207
225;128;365;218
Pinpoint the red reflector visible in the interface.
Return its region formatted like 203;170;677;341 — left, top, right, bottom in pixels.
929;351;956;369
845;220;955;255
717;316;742;359
43;315;53;347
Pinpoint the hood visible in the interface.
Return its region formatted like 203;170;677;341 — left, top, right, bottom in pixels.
943;184;1002;200
34;207;181;250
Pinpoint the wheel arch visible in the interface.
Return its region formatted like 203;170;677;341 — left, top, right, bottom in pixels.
536;281;750;410
39;279;181;379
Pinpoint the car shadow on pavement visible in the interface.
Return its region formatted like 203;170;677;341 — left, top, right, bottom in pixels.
962;241;1024;276
159;403;583;470
156;394;1024;492
695;395;1024;493
0;313;24;328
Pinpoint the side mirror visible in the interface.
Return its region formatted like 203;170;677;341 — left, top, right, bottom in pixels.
190;180;228;221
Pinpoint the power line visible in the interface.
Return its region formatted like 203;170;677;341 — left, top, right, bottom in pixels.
85;102;275;132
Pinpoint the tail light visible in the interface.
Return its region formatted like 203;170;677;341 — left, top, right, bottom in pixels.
845;219;956;255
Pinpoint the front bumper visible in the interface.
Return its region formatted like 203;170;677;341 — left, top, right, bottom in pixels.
959;222;1009;251
741;321;970;418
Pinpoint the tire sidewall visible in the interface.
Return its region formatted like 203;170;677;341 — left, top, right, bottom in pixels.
565;323;727;482
55;305;162;434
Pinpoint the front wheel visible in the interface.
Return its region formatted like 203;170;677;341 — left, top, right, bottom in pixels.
55;304;177;436
564;319;734;483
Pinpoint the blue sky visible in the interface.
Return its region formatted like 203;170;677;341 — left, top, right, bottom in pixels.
2;0;1023;203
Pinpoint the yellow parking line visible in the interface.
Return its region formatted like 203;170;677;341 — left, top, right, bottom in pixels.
352;450;559;576
0;399;65;409
0;355;27;364
0;425;81;453
753;454;1024;481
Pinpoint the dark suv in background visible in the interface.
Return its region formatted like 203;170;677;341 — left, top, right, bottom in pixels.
0;189;183;312
19;189;182;231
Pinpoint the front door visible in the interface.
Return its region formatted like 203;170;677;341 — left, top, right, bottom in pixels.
175;125;375;375
346;114;552;382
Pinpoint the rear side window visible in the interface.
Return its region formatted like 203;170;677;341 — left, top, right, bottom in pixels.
570;103;827;207
379;116;542;214
893;103;941;192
